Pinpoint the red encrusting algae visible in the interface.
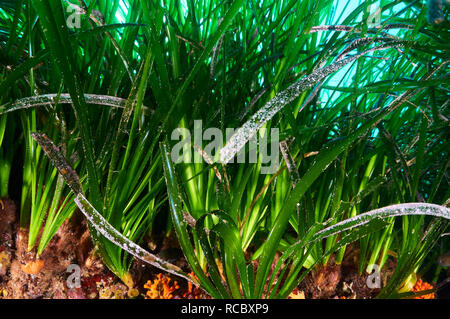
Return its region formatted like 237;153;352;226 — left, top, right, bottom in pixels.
411;279;435;299
183;272;203;299
144;273;180;299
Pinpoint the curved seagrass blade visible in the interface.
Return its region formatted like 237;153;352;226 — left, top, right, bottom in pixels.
271;203;449;298
30;132;83;195
219;43;405;164
74;193;192;282
312;203;450;240
31;132;193;283
0;94;152;114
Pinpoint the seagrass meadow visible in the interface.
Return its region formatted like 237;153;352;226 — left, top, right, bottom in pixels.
0;0;449;300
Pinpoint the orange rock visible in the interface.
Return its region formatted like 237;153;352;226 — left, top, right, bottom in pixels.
288;288;305;299
21;260;45;275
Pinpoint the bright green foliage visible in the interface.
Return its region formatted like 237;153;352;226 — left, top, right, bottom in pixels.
0;0;448;298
